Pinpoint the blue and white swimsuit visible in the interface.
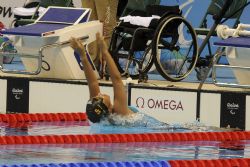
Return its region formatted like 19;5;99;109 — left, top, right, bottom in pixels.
107;106;168;127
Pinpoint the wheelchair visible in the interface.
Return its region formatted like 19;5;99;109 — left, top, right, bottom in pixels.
109;4;198;82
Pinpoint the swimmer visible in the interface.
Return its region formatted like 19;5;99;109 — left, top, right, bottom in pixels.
70;33;133;122
70;33;169;127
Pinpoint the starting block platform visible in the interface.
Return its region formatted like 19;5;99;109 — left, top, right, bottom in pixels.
215;37;250;48
214;37;250;88
0;7;103;79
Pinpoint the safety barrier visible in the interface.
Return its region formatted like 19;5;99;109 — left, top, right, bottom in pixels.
1;158;250;167
0;131;250;145
0;113;87;123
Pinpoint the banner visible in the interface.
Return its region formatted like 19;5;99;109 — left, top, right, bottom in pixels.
131;88;197;124
221;92;246;129
7;78;29;114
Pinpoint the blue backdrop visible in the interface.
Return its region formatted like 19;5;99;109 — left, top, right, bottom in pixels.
160;0;249;27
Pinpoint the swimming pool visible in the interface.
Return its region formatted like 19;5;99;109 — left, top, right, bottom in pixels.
0;113;250;166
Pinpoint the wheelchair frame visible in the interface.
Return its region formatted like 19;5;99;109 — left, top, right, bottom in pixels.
109;4;198;82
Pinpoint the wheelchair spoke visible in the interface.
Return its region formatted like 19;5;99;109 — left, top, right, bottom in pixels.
153;15;198;82
110;31;154;79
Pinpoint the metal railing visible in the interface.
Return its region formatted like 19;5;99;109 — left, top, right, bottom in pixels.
0;35;89;75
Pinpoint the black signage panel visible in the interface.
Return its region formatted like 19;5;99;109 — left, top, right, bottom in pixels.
221;92;246;130
7;78;29;113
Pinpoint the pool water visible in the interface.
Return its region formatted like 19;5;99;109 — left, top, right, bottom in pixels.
0;140;249;165
0;120;233;136
0;121;249;165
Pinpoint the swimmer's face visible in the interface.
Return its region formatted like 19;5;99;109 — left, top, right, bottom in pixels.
96;94;112;113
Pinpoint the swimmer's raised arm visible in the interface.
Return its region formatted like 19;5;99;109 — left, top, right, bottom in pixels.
70;37;100;98
96;33;132;116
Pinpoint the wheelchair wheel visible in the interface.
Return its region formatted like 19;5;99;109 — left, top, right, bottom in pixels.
110;31;154;79
152;15;198;82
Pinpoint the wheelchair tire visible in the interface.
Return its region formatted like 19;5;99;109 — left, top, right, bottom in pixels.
152;15;198;82
110;30;154;79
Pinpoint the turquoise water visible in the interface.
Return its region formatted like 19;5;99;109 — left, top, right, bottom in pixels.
0;120;232;136
0;121;188;136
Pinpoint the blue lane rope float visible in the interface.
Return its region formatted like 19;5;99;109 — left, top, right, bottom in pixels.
0;161;171;167
1;159;250;167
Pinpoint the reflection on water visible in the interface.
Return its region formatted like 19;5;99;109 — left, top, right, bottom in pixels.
0;121;90;136
0;141;249;165
0;120;237;136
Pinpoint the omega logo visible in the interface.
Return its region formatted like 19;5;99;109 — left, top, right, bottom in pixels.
136;97;184;111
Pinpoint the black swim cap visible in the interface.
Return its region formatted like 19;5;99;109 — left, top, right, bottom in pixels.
86;97;109;123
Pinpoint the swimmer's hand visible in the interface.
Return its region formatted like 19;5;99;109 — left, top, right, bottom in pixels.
70;37;86;57
96;32;108;76
96;32;108;55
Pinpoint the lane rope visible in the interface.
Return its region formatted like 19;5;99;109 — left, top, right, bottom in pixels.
0;131;250;145
0;113;87;122
0;158;249;167
168;158;250;167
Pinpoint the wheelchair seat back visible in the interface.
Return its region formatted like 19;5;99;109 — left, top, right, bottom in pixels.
146;4;180;17
121;0;160;16
146;5;181;28
120;4;181;51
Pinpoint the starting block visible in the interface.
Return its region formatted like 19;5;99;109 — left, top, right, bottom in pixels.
0;7;103;79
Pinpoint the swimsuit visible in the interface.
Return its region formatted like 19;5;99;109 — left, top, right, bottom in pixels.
108;106;168;127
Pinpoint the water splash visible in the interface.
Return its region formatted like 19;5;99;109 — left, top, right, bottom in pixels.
92;114;238;133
